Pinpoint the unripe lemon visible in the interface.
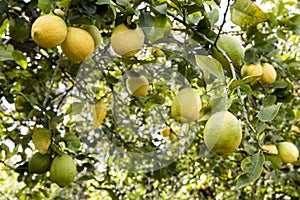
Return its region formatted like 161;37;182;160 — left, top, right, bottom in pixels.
278;142;299;163
171;88;202;123
241;63;263;80
110;24;144;57
28;152;51;174
212;35;245;69
60;27;94;62
126;75;150;97
50;154;77;187
204;111;242;154
31;15;67;48
260;63;277;84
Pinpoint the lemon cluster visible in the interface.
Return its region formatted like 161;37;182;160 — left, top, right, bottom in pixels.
241;62;277;84
31;14;102;62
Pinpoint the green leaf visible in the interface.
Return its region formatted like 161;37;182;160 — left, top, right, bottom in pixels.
12;50;27;70
0;18;9;36
0;44;14;61
64;133;81;152
96;0;111;5
38;0;55;13
257;104;282;122
139;12;154;30
116;0;130;7
236;152;265;189
147;14;171;42
230;0;269;28
154;3;167;14
56;0;71;8
195;55;225;82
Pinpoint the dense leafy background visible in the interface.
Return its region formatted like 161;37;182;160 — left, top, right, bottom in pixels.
0;0;300;199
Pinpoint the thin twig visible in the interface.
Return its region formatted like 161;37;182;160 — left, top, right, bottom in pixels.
215;0;231;45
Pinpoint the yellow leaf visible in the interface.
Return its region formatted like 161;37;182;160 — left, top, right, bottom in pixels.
92;101;107;130
32;128;51;154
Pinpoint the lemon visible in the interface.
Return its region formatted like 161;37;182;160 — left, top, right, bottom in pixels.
260;63;277;84
278;142;299;163
171;88;202;123
60;27;94;62
241;63;263;80
50;154;77;187
110;24;144;57
92;101;107;130
81;24;102;48
126;75;150;97
28;152;51;174
32;128;51;155
31;14;67;48
212;35;245;69
204;111;242;154
161;127;171;137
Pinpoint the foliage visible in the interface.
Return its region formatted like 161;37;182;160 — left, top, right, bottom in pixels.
0;0;300;199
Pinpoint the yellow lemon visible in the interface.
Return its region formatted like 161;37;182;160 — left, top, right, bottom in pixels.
50;154;77;187
204;111;242;154
241;63;263;80
278;142;299;163
31;14;67;48
126;75;150;97
171;88;202;123
110;24;144;57
60;27;94;62
260;63;277;84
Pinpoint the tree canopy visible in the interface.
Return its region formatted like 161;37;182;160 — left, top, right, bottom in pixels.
0;0;300;199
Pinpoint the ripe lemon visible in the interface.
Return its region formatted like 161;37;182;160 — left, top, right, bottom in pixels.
126;75;150;97
161;127;171;137
31;14;67;48
171;88;202;123
260;63;277;84
278;142;299;163
50;154;77;187
241;63;263;80
204;111;242;154
212;35;245;70
60;27;94;62
110;24;144;57
29;152;51;174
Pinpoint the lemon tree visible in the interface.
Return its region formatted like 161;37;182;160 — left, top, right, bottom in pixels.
1;0;300;199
